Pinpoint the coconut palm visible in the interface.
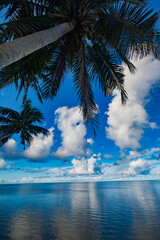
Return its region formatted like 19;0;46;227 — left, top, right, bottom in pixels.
0;0;159;125
0;99;49;148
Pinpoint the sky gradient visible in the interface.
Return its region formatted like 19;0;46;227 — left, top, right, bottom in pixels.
0;0;160;184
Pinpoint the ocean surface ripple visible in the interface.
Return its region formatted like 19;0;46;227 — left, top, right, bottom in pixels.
0;181;160;240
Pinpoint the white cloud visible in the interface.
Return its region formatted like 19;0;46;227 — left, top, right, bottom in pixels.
21;177;52;183
149;122;158;129
150;165;160;176
101;163;120;179
122;159;151;177
127;147;160;161
103;154;114;159
21;177;34;183
3;139;19;159
144;148;160;155
0;158;10;169
53;106;91;159
106;57;160;150
157;168;160;175
106;101;147;149
0;139;18;159
0;158;6;169
4;139;17;152
87;138;94;145
23;128;54;160
126;150;142;160
68;154;101;175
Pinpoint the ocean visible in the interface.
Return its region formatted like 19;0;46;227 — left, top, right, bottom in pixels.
0;181;160;240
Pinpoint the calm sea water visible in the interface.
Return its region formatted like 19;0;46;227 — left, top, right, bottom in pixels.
0;181;160;240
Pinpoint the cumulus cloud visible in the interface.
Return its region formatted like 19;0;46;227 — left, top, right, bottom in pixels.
106;57;160;150
126;147;160;161
0;139;18;159
0;158;10;169
53;106;91;159
0;129;54;161
122;159;151;177
4;139;17;152
68;154;101;175
23;128;54;160
126;150;143;161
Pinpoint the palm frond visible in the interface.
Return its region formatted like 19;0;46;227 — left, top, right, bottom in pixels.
0;43;56;102
0;116;12;124
0;0;159;137
20;130;33;148
0;124;18;133
115;50;136;73
0;16;53;43
0;99;48;147
30;79;43;104
0;126;17;146
21;100;44;124
0;135;9;147
42;42;67;99
0;107;19;119
28;125;49;136
87;43;128;103
41;29;79;99
73;41;98;121
96;1;159;59
0;0;50;19
85;113;99;138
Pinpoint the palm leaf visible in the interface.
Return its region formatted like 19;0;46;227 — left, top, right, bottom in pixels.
73;41;98;121
0;107;19;119
0;0;159;137
0;43;57;102
87;43;128;103
0;16;52;43
0;135;10;147
0;116;12;124
42;42;67;99
0;124;18;133
21;100;44;124
0;99;48;148
0;0;51;19
20;130;33;148
96;1;159;59
28;125;49;136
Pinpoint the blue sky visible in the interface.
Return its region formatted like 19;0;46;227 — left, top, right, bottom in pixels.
0;0;160;184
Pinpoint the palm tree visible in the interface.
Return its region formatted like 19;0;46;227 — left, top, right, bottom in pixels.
0;99;49;148
0;0;159;124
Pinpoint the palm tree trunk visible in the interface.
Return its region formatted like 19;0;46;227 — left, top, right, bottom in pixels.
0;21;75;69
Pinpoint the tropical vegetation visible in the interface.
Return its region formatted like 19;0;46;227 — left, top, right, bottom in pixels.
0;0;159;130
0;99;49;148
